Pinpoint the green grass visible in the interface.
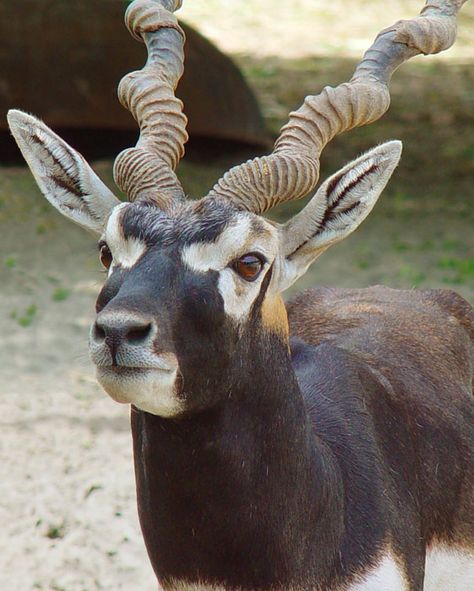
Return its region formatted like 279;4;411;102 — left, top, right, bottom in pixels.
52;287;71;302
4;255;16;268
438;256;474;285
16;304;38;328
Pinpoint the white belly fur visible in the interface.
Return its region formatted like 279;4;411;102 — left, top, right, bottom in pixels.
346;552;407;591
163;583;225;591
163;556;407;591
161;545;474;591
424;544;474;591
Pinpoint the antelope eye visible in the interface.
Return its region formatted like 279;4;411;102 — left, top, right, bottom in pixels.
232;253;264;282
99;242;113;270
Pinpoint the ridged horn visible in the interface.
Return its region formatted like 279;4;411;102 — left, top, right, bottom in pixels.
113;0;188;209
204;0;467;213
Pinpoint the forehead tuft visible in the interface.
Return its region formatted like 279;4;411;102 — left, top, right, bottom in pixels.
109;199;268;249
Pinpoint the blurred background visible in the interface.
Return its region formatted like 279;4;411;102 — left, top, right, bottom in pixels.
1;1;473;590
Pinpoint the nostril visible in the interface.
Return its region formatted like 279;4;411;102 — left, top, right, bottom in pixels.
93;314;155;349
93;322;106;342
126;323;153;344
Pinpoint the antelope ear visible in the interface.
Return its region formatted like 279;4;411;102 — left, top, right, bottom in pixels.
7;110;120;234
276;141;402;290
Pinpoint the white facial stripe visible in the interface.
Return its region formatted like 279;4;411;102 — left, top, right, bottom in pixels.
217;267;265;321
182;217;255;273
181;216;278;321
116;236;147;268
105;204;147;269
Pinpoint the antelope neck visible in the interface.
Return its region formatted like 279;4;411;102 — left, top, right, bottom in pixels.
130;333;343;589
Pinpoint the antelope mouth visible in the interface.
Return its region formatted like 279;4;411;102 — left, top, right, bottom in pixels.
90;348;180;375
95;358;183;417
98;365;176;376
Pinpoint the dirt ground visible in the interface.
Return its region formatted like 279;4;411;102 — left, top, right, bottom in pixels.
1;1;474;590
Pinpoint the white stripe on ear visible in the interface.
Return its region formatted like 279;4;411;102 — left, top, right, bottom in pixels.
7;110;120;234
277;141;402;290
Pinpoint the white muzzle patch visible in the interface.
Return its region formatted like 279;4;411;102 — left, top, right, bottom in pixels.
96;363;182;417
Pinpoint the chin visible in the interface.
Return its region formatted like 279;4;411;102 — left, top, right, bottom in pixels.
96;366;183;417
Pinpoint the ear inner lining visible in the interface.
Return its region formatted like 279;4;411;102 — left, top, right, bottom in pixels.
7;110;120;234
279;141;403;282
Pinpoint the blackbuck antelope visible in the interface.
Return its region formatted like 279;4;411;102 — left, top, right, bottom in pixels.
8;0;474;589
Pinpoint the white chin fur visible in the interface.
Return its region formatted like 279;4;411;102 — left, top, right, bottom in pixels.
96;367;183;417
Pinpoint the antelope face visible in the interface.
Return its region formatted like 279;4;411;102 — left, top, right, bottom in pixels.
89;199;284;416
8;110;401;418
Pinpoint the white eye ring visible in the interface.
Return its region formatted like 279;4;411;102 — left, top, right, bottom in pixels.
231;253;265;282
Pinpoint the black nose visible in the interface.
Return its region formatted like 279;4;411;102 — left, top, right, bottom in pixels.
93;312;155;354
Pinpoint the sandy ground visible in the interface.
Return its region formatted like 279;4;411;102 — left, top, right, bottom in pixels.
1;1;473;590
0;213;157;590
179;0;474;60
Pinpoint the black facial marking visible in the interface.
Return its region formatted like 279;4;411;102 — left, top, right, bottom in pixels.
250;263;274;318
95;267;125;313
180;268;224;334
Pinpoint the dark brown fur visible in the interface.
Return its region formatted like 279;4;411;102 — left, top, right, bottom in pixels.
287;286;474;551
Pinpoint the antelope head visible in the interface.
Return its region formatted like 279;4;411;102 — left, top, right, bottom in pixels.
8;0;464;417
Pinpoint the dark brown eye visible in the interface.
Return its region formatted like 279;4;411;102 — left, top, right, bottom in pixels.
99;242;113;270
232;253;264;282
